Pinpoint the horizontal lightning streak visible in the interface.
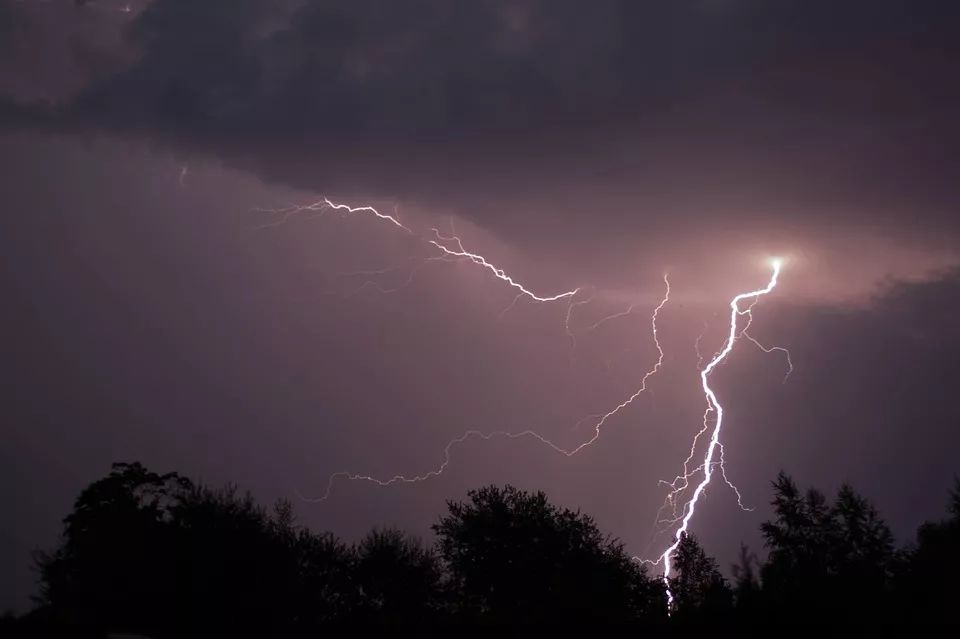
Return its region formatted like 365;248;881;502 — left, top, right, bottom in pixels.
252;198;412;233
427;229;580;303
256;198;579;304
582;300;646;332
304;429;586;503
320;197;413;233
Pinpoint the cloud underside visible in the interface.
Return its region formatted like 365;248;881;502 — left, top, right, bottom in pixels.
2;0;959;246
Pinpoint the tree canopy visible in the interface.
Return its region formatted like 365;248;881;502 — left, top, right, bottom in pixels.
8;463;960;634
433;484;665;624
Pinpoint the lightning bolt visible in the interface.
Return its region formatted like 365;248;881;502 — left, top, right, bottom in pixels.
266;195;792;616
654;259;783;610
742;330;794;383
304;428;595;503
563;274;670;455
255;198;579;305
253;198;411;233
319;197;413;234
564;291;597;366
310;273;671;500
694;321;709;371
427;227;580;304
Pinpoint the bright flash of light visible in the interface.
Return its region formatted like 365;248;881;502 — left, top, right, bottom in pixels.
310;274;671;500
656;260;782;609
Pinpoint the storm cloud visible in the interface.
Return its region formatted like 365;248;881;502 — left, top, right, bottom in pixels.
4;0;960;254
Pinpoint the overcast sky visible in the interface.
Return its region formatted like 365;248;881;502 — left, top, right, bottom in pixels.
2;0;959;612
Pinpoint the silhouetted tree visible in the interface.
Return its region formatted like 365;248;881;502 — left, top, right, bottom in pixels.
830;484;897;608
0;611;18;636
899;479;960;624
284;527;355;630
760;472;896;621
351;528;445;625
669;532;732;621
34;462;189;635
34;462;358;636
433;484;665;625
29;462;960;632
166;483;299;635
730;543;760;615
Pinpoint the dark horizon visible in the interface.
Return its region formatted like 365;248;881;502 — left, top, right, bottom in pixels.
10;460;960;632
3;0;960;615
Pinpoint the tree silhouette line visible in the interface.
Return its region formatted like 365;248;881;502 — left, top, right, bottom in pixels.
4;462;959;635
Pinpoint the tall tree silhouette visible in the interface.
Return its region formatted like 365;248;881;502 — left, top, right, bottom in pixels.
433;484;665;625
730;543;761;615
760;472;896;621
668;532;732;621
282;524;355;630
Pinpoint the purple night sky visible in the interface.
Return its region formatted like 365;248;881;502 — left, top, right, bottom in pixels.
2;0;959;612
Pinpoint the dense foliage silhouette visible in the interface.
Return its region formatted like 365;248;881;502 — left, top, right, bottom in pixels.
759;472;900;621
668;532;733;623
433;484;665;625
6;463;959;635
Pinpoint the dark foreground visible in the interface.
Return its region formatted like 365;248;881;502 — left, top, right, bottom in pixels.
4;463;959;635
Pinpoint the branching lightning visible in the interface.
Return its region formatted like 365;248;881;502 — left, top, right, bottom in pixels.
256;198;579;306
312;274;672;499
305;427;618;503
264;196;793;615
742;330;794;383
258;197;413;233
654;259;784;609
694;320;709;371
562;274;670;454
427;228;580;303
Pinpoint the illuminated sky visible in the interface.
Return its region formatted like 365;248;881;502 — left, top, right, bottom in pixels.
2;0;959;611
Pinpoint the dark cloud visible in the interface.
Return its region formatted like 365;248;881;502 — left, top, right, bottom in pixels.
0;0;139;101
3;0;959;248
